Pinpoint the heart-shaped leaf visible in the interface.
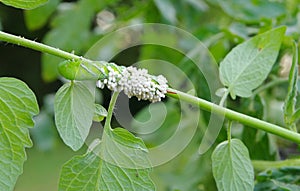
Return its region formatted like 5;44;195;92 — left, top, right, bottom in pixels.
219;27;286;99
212;139;254;191
59;128;155;191
54;81;94;151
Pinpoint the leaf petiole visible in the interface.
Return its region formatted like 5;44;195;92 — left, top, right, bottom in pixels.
104;91;119;131
219;89;229;107
227;120;232;143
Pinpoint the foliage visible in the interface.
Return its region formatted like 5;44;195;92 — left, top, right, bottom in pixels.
212;139;254;191
218;0;286;23
219;27;285;99
1;0;300;191
255;166;300;191
0;78;39;190
39;0;119;81
59;129;154;191
54;81;95;151
0;0;48;10
284;42;299;131
24;0;60;30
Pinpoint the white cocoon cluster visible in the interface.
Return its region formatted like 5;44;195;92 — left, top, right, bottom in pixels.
96;65;168;102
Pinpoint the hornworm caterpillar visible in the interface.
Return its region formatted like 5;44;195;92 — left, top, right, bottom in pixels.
58;59;125;81
58;59;168;102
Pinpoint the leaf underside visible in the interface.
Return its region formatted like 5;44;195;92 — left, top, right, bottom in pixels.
59;128;155;191
54;81;94;151
212;139;254;191
0;77;39;191
219;26;286;99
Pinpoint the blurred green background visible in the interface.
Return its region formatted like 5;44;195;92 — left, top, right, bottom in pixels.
1;0;300;190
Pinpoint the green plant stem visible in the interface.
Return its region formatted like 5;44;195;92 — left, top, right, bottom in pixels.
0;31;90;62
104;91;119;131
227;120;232;143
1;31;300;144
252;159;300;171
166;88;300;144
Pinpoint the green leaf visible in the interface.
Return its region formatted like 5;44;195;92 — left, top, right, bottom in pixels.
24;0;61;30
272;180;300;191
41;0;118;82
218;0;286;23
0;0;48;10
54;82;94;151
283;42;298;131
93;104;107;122
153;0;177;24
185;0;208;11
219;27;286;99
255;166;300;191
212;139;254;191
292;108;300;123
242;127;276;161
59;128;155;191
0;77;39;191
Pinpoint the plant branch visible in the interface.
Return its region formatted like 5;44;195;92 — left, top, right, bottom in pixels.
166;88;300;144
0;31;90;62
252;159;300;171
1;31;300;144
